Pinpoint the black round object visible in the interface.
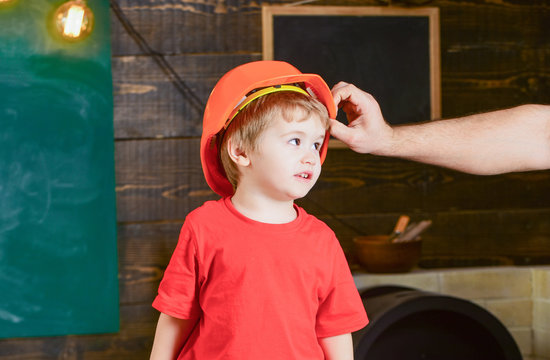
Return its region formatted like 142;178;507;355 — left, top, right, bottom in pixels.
353;286;522;360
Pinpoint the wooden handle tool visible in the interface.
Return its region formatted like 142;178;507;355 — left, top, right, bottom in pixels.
394;220;432;242
388;215;410;241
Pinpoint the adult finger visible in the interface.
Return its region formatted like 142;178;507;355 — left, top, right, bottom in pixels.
331;83;365;111
331;81;349;92
331;82;354;108
329;119;353;144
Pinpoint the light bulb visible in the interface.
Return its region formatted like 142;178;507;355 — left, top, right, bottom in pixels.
53;0;94;41
0;0;18;6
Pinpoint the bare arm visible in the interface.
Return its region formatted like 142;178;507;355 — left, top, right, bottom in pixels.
319;333;354;360
331;82;550;175
150;313;198;360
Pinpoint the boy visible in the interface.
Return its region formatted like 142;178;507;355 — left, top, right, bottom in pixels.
150;61;368;359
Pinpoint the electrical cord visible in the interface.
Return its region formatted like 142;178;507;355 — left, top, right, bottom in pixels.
305;196;367;236
109;0;206;114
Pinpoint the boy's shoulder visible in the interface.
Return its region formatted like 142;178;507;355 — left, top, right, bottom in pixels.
187;198;226;219
295;205;335;235
182;198;231;236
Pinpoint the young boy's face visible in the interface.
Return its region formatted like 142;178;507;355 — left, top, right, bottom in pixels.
244;110;326;201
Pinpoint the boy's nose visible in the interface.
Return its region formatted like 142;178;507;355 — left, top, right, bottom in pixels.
301;149;317;165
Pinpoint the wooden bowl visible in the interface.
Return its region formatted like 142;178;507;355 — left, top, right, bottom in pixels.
353;235;422;273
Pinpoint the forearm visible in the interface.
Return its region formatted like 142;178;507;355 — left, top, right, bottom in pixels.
150;313;198;360
378;105;550;175
319;333;354;360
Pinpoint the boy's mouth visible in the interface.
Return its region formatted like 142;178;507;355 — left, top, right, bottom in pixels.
296;172;313;180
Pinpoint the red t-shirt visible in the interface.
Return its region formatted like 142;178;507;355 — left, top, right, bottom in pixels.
153;198;368;359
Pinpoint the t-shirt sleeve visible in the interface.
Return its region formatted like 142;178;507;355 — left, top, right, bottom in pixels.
152;222;201;320
315;240;369;338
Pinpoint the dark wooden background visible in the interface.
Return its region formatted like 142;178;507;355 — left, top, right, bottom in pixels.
1;0;549;358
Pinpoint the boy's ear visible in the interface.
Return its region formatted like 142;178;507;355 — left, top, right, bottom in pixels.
227;139;250;167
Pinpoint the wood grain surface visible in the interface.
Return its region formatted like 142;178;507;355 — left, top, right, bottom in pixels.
0;0;549;358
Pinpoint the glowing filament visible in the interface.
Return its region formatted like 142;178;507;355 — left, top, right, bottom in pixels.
63;5;85;38
53;1;94;41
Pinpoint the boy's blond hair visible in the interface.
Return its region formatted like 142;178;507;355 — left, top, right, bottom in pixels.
219;91;330;190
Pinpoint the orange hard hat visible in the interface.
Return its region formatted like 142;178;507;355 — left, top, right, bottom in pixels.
200;60;336;197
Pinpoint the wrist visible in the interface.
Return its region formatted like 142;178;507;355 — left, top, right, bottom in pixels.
371;125;397;156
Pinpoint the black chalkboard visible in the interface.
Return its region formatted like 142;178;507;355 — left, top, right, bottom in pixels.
263;6;440;125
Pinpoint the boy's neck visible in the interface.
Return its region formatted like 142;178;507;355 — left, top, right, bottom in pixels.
230;188;297;224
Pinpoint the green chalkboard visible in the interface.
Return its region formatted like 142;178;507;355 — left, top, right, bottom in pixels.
0;0;118;337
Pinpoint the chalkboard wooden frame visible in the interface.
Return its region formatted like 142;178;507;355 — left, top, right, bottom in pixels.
262;6;440;147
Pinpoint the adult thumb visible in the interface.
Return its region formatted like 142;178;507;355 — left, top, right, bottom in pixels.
329;119;352;143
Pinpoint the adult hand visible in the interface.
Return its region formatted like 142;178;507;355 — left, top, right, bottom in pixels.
330;82;393;154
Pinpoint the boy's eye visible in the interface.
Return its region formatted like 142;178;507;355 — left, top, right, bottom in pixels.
313;142;322;151
289;138;300;146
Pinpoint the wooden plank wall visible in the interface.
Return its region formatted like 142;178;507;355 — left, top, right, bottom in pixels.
1;0;549;358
